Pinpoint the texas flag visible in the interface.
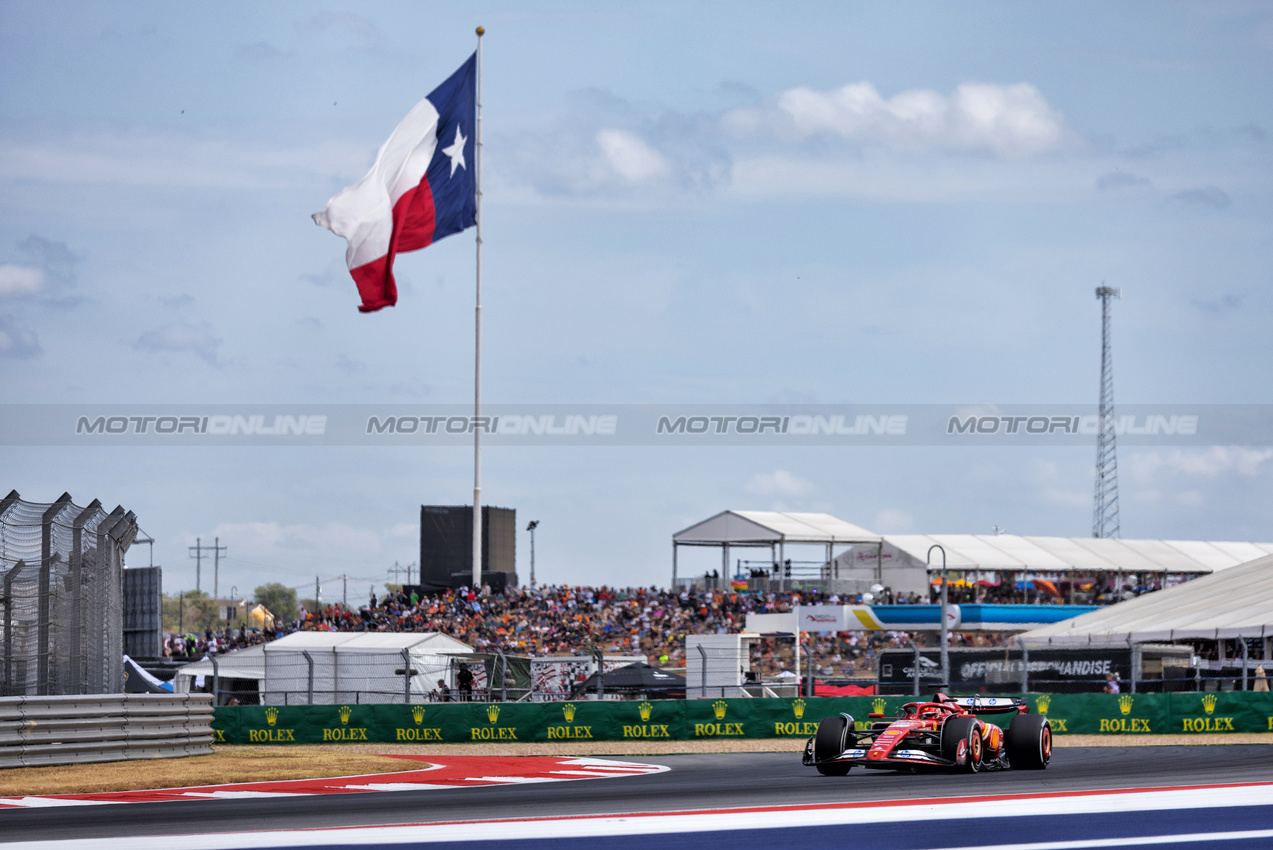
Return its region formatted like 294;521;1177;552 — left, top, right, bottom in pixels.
313;55;476;313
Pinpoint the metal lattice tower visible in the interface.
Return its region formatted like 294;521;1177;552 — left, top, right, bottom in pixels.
1093;285;1122;538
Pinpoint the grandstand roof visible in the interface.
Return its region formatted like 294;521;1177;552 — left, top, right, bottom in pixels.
884;534;1273;575
1019;554;1273;643
673;510;881;546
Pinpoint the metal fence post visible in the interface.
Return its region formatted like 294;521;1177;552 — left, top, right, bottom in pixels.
697;644;708;699
2;561;24;697
804;640;814;698
909;640;921;697
496;650;508;702
402;648;412;704
302;650;314;705
1018;638;1029;694
209;654;219;706
593;649;605;700
1241;637;1249;691
1127;635;1138;695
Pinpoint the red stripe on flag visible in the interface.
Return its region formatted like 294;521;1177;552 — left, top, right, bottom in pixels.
350;178;437;313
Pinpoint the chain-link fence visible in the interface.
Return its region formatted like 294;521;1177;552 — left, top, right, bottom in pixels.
0;490;137;696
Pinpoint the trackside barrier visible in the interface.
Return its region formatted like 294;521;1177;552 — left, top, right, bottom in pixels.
0;693;215;768
211;692;1273;745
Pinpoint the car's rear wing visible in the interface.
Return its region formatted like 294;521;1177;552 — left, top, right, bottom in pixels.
948;696;1027;714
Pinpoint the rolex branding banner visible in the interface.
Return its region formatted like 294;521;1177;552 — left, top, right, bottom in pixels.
213;698;863;745
212;693;1273;745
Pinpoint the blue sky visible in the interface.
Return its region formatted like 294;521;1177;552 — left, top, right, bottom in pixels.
2;1;1271;599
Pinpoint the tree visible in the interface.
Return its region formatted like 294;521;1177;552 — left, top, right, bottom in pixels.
254;582;299;623
162;590;222;634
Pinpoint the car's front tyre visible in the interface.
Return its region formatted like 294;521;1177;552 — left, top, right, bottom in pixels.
940;716;982;773
1006;713;1051;769
813;714;854;776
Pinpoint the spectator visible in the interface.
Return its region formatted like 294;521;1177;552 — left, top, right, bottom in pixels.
456;664;474;701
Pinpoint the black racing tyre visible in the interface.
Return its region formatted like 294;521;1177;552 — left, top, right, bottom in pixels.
1006;713;1052;770
813;715;853;776
940;716;982;772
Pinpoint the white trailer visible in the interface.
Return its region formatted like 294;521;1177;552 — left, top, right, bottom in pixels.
686;633;760;699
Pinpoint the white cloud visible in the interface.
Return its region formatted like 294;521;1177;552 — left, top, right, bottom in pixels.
596;129;670;182
211;520;383;556
0;316;40;357
1128;447;1273;480
0;132;367;190
1167;186;1232;209
0;264;45;297
134;321;223;365
725;81;1068;157
872;508;914;532
744;469;814;499
387;523;417;539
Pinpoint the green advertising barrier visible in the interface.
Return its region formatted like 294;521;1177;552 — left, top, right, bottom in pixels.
1025;692;1273;734
213;697;862;745
1167;691;1273;735
211;693;1273;745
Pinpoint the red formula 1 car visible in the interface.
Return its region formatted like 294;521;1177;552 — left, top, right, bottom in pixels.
802;693;1051;775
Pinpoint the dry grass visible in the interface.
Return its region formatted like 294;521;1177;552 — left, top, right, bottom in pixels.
0;747;427;796
311;739;806;758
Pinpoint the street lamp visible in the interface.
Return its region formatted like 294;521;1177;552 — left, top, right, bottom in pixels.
526;521;539;587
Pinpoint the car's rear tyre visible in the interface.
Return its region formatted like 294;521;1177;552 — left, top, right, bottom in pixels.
813;714;853;776
940;716;982;772
1006;713;1051;770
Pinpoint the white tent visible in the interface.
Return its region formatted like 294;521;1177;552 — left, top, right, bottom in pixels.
1019;554;1273;647
883;534;1273;576
672;510;881;587
261;632;474;705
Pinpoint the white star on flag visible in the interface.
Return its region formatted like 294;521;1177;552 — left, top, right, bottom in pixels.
441;125;467;176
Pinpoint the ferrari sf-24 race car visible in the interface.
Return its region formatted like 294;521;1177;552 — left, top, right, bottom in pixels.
803;693;1051;775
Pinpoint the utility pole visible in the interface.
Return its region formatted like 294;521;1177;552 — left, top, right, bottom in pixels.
212;537;226;600
342;574;347;609
1094;285;1122;538
189;537;201;592
315;575;321;611
188;537;227;596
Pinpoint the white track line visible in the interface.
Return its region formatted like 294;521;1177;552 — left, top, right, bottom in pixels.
6;782;1271;849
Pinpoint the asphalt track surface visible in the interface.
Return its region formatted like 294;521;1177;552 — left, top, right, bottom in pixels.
2;745;1271;844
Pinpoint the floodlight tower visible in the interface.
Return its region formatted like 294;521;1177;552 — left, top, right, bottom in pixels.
1093;285;1122;538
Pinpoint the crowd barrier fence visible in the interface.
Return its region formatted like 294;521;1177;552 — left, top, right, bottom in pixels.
0;693;214;768
211;691;1273;745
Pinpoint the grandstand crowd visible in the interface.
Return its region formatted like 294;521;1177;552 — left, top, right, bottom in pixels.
162;583;994;679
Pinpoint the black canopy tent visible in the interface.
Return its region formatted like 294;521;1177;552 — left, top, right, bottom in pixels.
569;662;686;699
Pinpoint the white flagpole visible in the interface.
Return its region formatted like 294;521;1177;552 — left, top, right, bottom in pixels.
472;26;485;591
